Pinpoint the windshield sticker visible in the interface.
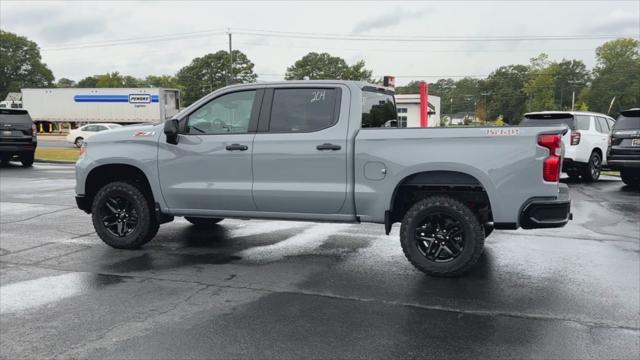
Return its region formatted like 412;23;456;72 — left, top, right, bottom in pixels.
485;128;520;136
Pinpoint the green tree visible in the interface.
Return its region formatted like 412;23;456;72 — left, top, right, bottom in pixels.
177;50;257;105
77;76;98;87
554;59;590;110
55;78;76;88
588;38;640;116
141;75;182;89
95;72;126;87
395;80;421;94
484;65;530;123
0;30;54;99
285;52;372;81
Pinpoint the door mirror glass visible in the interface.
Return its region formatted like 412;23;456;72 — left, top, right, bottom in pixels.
164;119;179;144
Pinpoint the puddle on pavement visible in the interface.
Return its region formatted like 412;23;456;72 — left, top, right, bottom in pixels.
103;252;241;273
0;272;126;314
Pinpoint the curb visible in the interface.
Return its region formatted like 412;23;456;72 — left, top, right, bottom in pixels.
35;159;76;164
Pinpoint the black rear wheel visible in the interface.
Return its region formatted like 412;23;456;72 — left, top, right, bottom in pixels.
185;217;224;227
400;196;485;277
91;181;158;249
21;151;34;167
620;169;640;188
582;152;601;182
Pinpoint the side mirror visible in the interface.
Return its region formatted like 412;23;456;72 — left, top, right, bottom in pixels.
164;119;179;145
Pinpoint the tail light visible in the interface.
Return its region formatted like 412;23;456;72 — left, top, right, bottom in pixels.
538;134;562;182
570;130;581;145
31;124;37;137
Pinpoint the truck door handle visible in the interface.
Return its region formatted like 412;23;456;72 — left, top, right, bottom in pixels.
225;144;248;151
316;143;341;151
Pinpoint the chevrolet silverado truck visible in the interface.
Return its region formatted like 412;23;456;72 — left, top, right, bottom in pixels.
75;81;571;276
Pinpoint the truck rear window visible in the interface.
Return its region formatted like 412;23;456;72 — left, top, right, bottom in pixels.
614;115;640;130
520;114;588;130
362;91;397;128
0;109;32;124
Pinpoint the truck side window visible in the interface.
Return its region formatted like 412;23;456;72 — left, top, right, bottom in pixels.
596;117;610;133
362;91;397;128
186;90;256;134
269;88;337;132
575;115;590;130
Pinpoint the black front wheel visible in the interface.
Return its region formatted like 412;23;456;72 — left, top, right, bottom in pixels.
91;181;159;249
400;196;485;277
185;217;224;227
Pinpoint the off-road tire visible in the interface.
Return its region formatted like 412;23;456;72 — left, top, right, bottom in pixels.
582;151;601;183
400;196;485;277
21;151;34;167
620;169;640;188
91;181;159;249
184;217;224;227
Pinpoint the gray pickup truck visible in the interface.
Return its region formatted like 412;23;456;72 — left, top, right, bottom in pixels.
75;80;571;276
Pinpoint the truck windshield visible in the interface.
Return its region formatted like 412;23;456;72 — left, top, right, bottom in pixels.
362;91;397;128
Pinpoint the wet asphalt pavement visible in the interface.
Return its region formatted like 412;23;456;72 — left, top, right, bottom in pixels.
1;163;639;359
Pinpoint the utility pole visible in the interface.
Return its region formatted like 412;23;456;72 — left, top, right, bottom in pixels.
571;91;575;111
227;28;233;86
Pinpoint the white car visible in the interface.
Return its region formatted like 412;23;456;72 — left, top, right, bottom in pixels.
522;111;615;182
66;123;122;148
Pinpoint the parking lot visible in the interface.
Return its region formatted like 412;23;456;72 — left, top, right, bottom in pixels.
0;162;639;359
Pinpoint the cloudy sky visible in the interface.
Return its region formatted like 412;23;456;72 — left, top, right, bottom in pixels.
1;0;639;85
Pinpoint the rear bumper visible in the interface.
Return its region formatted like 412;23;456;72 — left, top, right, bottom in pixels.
0;142;37;154
520;184;572;229
562;158;584;170
607;158;640;170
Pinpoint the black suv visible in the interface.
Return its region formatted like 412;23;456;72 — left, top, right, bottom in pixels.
608;108;640;187
0;108;37;167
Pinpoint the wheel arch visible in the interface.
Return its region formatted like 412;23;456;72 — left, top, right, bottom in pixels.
84;163;155;213
387;170;494;234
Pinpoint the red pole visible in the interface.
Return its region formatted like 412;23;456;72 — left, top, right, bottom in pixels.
419;81;428;127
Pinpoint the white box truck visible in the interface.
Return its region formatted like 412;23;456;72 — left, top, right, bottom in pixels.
21;88;180;126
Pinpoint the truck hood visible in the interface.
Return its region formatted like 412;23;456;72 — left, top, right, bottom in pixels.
84;123;164;144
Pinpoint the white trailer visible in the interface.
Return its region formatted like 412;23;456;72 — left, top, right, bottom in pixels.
21;88;180;125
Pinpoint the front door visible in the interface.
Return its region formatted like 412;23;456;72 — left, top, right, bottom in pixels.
158;89;262;212
251;86;348;214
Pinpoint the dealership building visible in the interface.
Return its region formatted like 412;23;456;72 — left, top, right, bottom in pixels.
395;94;441;127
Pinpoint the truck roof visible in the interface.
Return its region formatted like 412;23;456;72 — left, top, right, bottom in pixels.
224;80;391;92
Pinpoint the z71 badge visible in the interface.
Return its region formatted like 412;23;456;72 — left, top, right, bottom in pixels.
133;131;155;137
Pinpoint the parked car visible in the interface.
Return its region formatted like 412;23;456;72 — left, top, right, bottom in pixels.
74;81;571;277
66;123;122;148
521;111;615;182
608;108;640;187
0;108;37;167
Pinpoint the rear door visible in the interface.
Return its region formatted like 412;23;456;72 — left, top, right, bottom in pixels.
251;86;349;214
611;110;640;157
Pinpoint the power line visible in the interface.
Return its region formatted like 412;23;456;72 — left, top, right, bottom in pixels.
40;26;638;51
234;28;636;42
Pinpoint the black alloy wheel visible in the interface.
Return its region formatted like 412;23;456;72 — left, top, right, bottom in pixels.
99;195;139;238
414;213;465;263
400;196;485;277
